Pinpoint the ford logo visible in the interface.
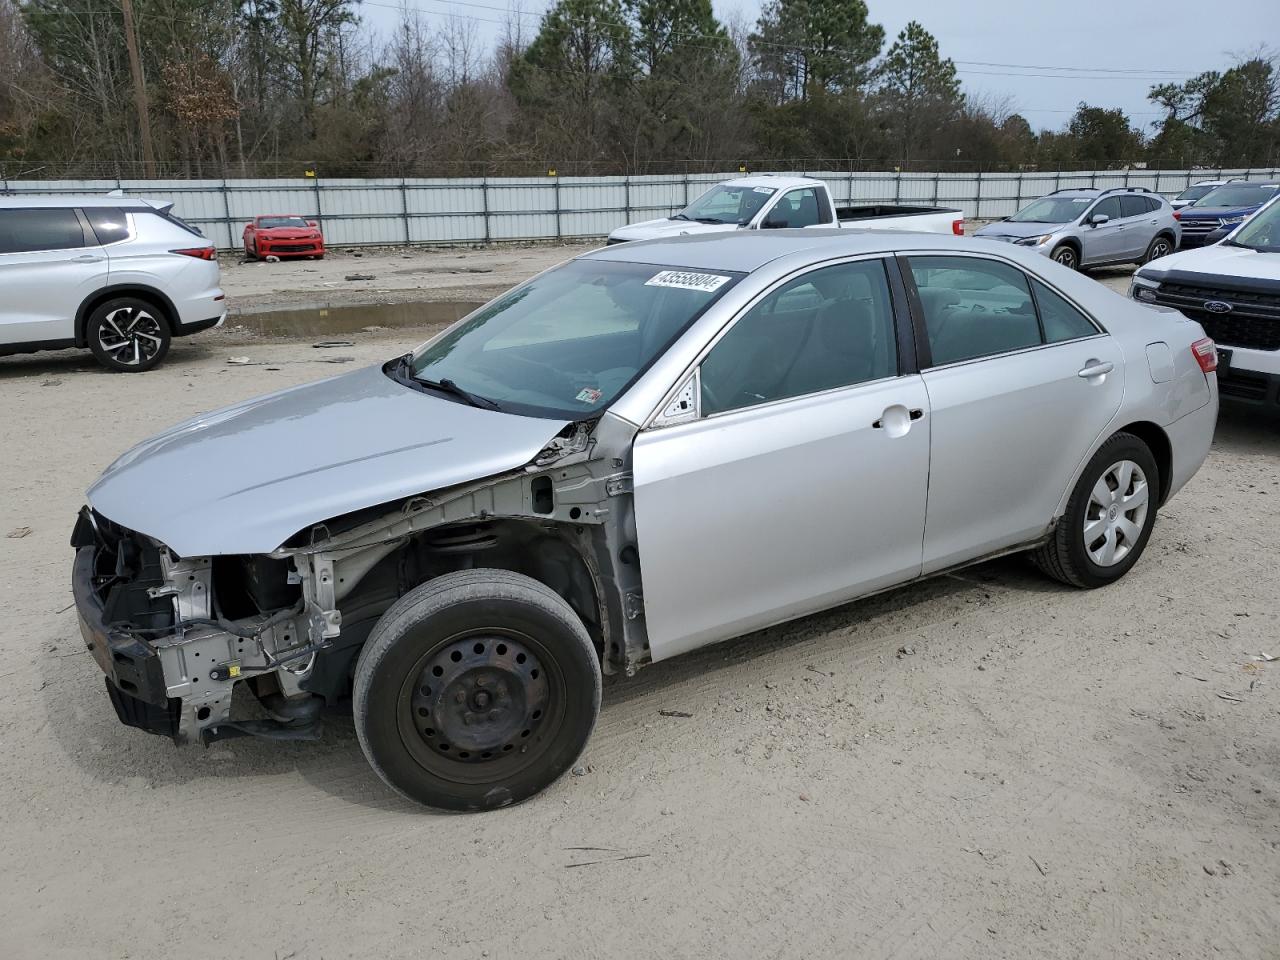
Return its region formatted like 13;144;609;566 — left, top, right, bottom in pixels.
1203;300;1233;314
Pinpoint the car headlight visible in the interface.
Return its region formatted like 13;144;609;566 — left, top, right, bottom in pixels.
1013;234;1052;246
1130;277;1160;302
1220;215;1247;225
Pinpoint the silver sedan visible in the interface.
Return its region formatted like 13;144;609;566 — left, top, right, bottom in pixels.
74;230;1219;810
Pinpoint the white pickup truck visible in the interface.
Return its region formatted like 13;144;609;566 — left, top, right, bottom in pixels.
607;175;964;244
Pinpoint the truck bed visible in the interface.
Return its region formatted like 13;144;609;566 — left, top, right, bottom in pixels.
835;204;961;221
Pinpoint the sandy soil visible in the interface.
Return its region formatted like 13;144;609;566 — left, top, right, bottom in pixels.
1;254;1278;960
219;243;600;311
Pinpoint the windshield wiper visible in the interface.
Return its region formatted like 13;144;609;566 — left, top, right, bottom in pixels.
414;375;502;411
669;213;691;221
692;217;725;224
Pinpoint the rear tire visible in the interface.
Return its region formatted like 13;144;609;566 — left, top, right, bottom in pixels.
353;569;602;812
1143;234;1174;264
1032;432;1159;588
1050;244;1079;270
86;297;171;372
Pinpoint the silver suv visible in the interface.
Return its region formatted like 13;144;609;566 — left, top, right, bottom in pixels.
975;187;1180;271
0;195;225;372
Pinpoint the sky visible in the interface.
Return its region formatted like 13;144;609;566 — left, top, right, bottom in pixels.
361;0;1280;134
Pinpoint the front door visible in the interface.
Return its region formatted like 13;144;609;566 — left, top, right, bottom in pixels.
0;207;106;345
1080;196;1125;264
631;258;931;661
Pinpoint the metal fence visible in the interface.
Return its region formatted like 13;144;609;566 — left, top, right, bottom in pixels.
5;166;1278;251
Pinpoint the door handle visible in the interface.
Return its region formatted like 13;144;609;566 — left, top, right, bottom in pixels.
72;254;104;263
1077;360;1114;379
872;405;922;436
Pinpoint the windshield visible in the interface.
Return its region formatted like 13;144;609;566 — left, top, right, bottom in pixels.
1227;197;1280;252
1009;196;1094;223
677;183;776;225
258;216;310;229
1175;184;1217;203
404;259;743;418
1195;183;1279;208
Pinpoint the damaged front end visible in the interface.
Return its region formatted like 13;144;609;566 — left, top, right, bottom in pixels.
71;506;333;744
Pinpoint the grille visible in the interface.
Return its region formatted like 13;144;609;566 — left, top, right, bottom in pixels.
271;243;315;253
1178;218;1221;234
1152;281;1280;351
1218;370;1273;403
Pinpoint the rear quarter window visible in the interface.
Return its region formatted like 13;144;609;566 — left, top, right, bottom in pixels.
83;207;132;245
0;208;87;254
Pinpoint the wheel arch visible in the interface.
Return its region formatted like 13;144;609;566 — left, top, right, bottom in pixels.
1114;420;1173;506
76;284;178;347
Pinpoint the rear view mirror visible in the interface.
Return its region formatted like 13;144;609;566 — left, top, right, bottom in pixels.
1089;214;1110;226
307;220;319;228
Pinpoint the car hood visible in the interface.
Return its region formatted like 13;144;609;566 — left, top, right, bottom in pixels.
1177;205;1260;218
974;220;1068;240
608;218;741;242
258;228;318;238
1135;242;1280;284
87;364;569;557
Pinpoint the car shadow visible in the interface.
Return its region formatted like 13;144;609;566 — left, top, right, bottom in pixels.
0;340;220;381
38;552;1062;814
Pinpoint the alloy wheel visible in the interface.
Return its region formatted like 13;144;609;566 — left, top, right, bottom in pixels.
1083;459;1149;567
96;307;165;367
1053;247;1077;269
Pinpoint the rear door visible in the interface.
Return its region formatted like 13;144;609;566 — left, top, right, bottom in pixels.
1118;194;1155;259
0;207;106;346
903;254;1124;572
632;257;931;661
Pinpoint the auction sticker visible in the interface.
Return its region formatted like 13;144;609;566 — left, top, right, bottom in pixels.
575;387;603;403
644;270;732;293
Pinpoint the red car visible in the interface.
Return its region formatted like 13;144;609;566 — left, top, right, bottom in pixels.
243;215;325;260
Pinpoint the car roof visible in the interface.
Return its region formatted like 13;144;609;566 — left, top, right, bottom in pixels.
0;194;161;209
710;174;822;191
583;229;1000;273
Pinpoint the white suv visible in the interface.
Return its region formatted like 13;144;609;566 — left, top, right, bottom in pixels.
0;196;226;372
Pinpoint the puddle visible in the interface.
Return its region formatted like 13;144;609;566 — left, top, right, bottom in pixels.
230;300;483;338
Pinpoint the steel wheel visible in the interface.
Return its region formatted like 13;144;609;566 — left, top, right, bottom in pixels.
1051;245;1078;270
398;629;559;780
1083;460;1149;566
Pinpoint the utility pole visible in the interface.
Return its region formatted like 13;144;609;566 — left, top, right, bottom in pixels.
120;0;157;177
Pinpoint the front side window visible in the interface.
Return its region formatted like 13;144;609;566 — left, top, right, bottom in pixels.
767;188;826;228
700;259;897;416
405;259;742;418
1090;197;1123;222
0;208;86;254
909;257;1040;365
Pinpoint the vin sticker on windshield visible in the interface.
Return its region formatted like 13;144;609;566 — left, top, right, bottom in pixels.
644;270;732;293
575;387;603;403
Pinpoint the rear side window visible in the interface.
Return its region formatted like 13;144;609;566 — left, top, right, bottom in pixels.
1145;196;1164;213
700;259;898;415
144;209;204;237
909;257;1039;365
83;207;131;245
768;188;826;228
1120;196;1149;218
1032;279;1099;343
0;208;86;254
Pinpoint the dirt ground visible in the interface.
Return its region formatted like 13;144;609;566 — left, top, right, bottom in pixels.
1;246;1278;960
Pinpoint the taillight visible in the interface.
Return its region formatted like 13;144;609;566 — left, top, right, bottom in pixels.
171;247;216;260
1172;210;1181;221
952;218;965;236
1191;337;1218;373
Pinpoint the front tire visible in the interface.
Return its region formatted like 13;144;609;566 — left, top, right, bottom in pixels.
353;569;602;811
1032;432;1159;588
1050;244;1079;270
86;298;171;372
